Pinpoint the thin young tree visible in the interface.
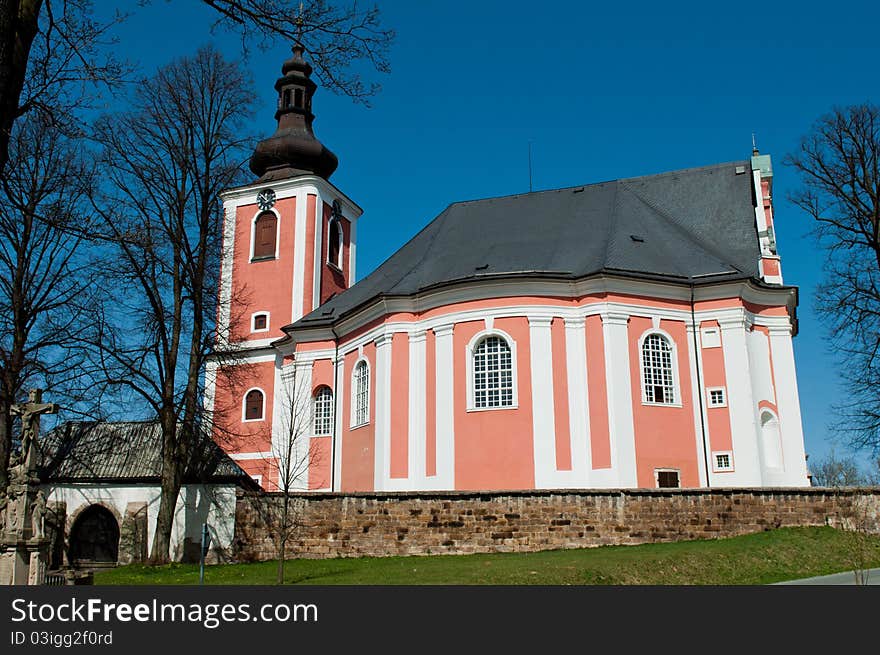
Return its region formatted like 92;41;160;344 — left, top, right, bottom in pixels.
88;46;255;563
265;363;321;584
0;0;392;174
0;111;97;488
785;104;880;454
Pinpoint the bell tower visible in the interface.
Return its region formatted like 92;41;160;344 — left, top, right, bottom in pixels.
207;44;362;484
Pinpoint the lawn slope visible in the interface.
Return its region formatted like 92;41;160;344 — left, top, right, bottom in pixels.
94;526;880;586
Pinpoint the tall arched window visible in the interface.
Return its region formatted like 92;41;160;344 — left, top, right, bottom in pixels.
641;333;676;404
353;360;369;426
328;218;342;268
313;386;334;435
473;335;514;408
243;389;264;421
253;212;277;260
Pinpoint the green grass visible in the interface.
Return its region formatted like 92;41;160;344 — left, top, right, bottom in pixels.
93;526;880;586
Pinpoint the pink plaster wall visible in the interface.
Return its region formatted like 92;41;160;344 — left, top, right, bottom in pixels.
453;318;535;491
390;332;409;479
319;201;350;305
231;198;295;342
699;320;733;454
628;318;700;487
340;344;376;491
586;315;611;469
550;318;572;471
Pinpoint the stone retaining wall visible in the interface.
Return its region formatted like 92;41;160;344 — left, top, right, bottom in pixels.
232;487;880;561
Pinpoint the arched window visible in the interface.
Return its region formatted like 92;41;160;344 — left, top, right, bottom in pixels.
353;360;369;426
313;386;334;435
641;333;676;404
328;218;342;268
253;212;277;260
243;389;264;421
473;335;514;408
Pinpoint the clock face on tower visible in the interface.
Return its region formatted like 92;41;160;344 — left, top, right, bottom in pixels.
257;188;276;211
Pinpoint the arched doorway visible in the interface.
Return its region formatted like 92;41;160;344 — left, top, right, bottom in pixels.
69;505;120;567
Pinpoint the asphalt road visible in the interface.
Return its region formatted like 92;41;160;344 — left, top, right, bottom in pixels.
773;567;880;585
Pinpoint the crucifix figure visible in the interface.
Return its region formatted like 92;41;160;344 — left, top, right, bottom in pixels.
10;389;59;474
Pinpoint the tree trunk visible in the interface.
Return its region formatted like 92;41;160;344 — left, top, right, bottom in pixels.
276;494;289;584
0;0;43;175
149;410;183;564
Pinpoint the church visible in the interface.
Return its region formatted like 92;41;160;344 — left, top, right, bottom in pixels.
205;45;810;494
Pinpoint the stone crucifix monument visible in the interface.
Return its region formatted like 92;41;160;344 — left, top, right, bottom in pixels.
1;389;58;585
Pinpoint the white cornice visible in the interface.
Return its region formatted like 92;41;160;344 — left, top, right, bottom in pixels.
220;174;363;220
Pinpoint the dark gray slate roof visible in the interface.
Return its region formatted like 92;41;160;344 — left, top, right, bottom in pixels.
291;161;762;331
39;421;258;487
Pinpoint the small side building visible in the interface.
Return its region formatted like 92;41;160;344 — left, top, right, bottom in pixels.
38;421;259;569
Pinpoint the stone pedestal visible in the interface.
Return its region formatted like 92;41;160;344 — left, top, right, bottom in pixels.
1;478;51;586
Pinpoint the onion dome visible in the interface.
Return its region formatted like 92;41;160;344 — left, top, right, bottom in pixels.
250;43;339;181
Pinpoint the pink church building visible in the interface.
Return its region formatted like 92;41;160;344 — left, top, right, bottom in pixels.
206;46;810;493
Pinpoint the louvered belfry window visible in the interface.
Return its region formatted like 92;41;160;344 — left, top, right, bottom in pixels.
642;333;676;404
253;212;277;259
328;218;342;268
473;336;514;408
244;389;264;420
313;386;334;435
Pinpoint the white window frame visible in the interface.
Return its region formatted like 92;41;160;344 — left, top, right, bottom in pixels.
241;387;266;422
249;207;281;262
327;217;344;270
706;386;727;408
251;311;270;333
712;451;734;473
654;468;681;489
638;329;682;407
466;329;518;412
313;385;334;436
350;357;370;429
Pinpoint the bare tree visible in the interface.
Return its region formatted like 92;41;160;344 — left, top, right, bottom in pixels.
88;46;255;564
0;0;392;174
0;111;97;487
785;104;880;455
237;362;319;584
0;0;127;174
809;449;867;488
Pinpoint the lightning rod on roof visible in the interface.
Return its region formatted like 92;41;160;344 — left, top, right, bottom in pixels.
752;133;759;156
528;141;533;193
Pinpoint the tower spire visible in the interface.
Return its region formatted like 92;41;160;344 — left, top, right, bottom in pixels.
249;39;338;182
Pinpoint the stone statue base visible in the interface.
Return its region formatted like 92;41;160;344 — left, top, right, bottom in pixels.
0;538;50;585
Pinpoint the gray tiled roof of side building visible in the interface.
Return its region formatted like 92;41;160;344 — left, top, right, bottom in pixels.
288;160;763;331
39;421;259;488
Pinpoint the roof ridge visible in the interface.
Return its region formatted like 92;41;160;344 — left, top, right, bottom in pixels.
620;181;743;276
448;160;748;208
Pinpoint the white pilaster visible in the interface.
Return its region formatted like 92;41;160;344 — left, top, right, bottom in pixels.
311;190;323;311
348;218;357;285
332;354;345;491
408;330;427;487
564;317;591;486
528;316;558;488
218;200;237;339
686;323;710;487
291;188;308;322
373;333;393;491
433;324;455;490
719;314;763;485
768;324;809;486
274;356;310;491
601;311;637;488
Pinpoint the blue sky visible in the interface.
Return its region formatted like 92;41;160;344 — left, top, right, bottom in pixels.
100;1;879;470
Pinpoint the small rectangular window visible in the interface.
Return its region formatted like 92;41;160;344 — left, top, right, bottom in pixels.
656;470;680;488
713;452;734;472
707;387;726;407
253;314;268;331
